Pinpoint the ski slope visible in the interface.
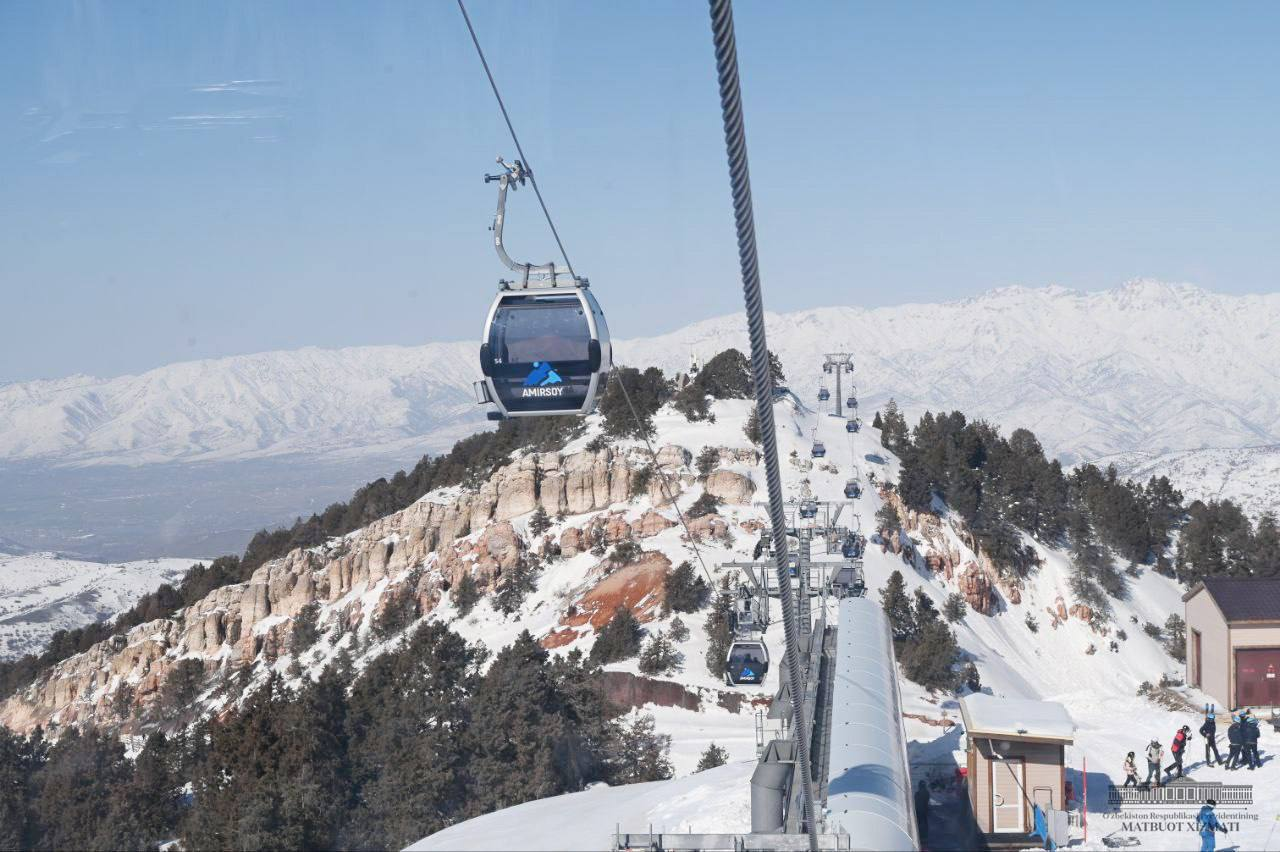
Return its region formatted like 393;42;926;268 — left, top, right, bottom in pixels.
413;400;1280;851
0;552;195;660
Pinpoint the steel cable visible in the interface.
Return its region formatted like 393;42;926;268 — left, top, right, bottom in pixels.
707;0;818;846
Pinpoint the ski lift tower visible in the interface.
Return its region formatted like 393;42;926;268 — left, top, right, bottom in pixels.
822;353;854;417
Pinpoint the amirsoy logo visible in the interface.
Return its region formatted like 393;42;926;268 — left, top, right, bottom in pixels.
522;361;566;397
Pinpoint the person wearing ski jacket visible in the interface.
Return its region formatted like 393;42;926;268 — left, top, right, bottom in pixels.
1200;712;1222;765
1165;725;1191;780
1197;798;1227;852
1122;752;1139;787
1226;719;1243;769
914;780;931;845
1145;739;1164;787
1241;714;1261;770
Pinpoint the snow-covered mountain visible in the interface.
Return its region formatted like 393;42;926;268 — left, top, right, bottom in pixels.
0;553;196;660
1104;444;1280;519
4;281;1278;469
0;344;482;466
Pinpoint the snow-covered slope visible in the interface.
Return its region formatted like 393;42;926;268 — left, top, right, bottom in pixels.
1104;444;1280;519
411;405;1280;852
406;761;754;852
0;553;195;660
5;281;1279;468
0;344;482;466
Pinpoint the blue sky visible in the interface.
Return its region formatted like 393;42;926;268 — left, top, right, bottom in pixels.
1;1;1278;382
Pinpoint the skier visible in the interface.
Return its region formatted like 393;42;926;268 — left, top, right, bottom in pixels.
1144;738;1164;787
1241;711;1261;770
1122;751;1139;787
1200;709;1222;766
1226;715;1243;770
1164;725;1191;780
914;780;931;846
1196;798;1227;852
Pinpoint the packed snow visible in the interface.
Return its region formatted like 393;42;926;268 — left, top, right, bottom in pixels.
0;552;196;660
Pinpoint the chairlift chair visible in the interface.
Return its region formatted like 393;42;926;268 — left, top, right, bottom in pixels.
475;158;612;418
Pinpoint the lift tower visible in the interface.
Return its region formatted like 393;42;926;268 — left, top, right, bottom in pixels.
822;353;854;417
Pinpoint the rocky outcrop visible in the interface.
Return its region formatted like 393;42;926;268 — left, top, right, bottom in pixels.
541;552;672;649
0;443;673;735
957;563;996;616
704;470;756;504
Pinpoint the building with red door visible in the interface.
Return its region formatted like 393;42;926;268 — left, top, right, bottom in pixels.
1183;577;1280;711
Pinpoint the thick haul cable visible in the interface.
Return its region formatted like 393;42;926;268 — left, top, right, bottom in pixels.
706;0;818;847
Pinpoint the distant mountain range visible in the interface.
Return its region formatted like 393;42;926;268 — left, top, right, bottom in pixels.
2;281;1277;545
5;280;1278;464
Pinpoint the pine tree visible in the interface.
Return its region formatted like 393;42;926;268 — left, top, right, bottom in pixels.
529;505;551;536
943;593;967;623
744;407;761;444
696;446;720;477
607;714;673;784
1252;513;1280;577
289;602;321;657
96;732;182;850
879;570;916;644
589;606;643;665
696;743;730;772
638;631;681;676
452;571;481;616
32;727;130;851
703;579;734;677
669;616;690;643
876;502;900;535
872;410;884;430
663;561;708;613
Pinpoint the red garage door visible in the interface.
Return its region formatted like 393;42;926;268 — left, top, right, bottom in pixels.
1235;648;1280;708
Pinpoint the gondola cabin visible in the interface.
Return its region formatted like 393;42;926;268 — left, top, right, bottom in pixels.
799;500;818;519
726;639;769;685
478;286;611;417
845;418;859;433
843;478;861;499
811;440;826;457
846;396;857;409
817;387;830;402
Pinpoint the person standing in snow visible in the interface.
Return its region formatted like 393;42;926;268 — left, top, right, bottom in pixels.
1241;712;1261;770
1122;751;1139;787
1200;710;1222;766
1196;798;1227;852
1164;725;1191;780
1145;739;1164;787
1226;716;1243;769
914;780;931;845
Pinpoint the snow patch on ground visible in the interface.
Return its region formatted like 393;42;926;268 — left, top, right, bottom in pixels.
0;553;196;660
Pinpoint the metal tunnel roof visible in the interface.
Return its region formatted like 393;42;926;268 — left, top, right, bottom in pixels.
825;596;918;851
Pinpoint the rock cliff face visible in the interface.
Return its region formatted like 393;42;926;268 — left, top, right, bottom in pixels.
1;442;735;735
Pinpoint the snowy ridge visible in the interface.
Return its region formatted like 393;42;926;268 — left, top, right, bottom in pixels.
0;553;196;660
4;281;1279;469
1104;444;1280;519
